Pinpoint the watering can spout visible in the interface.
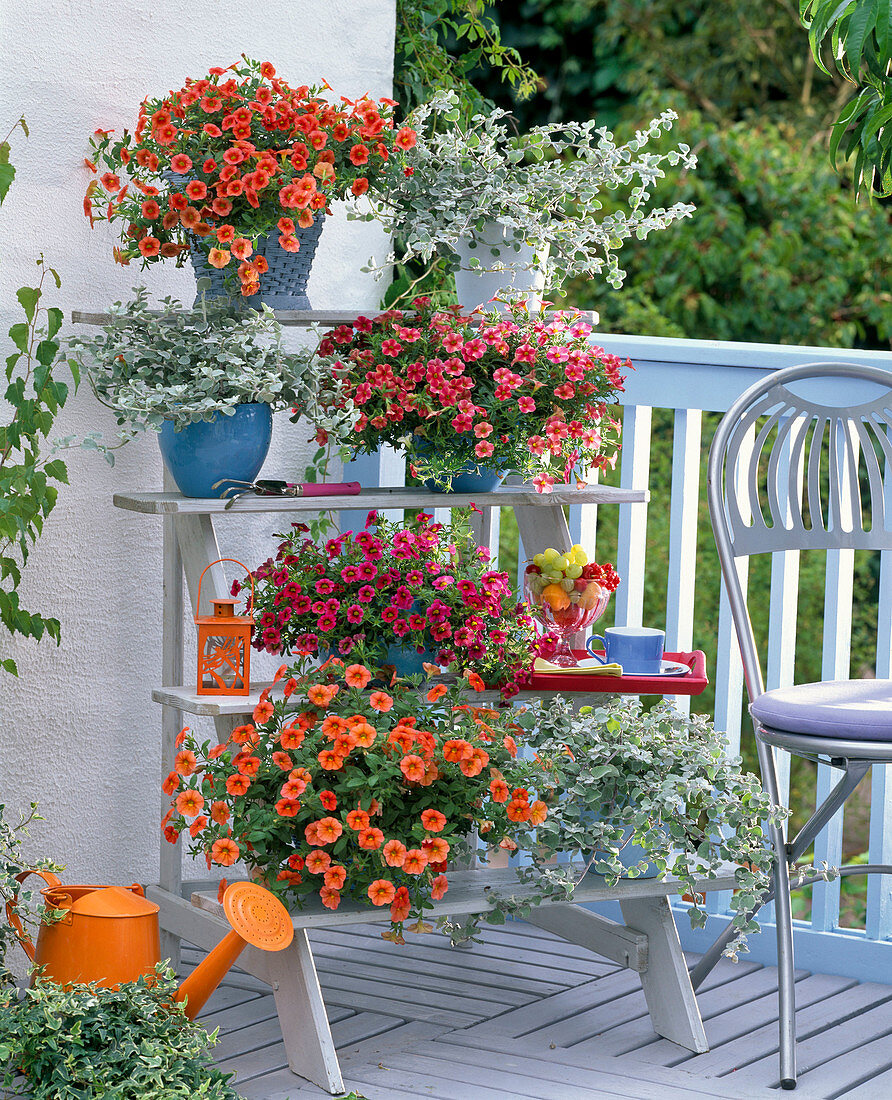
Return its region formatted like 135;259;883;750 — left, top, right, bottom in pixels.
174;882;293;1019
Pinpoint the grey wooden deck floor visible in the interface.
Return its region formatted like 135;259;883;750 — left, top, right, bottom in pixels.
184;920;892;1100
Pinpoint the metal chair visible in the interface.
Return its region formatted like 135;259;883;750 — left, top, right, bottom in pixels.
701;361;892;1089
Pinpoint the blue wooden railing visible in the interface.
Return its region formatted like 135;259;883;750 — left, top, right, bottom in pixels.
347;331;892;983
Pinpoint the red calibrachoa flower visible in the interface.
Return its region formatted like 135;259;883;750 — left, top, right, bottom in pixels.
163;659;548;934
85;56;414;299
313;297;626;491
244;509;550;699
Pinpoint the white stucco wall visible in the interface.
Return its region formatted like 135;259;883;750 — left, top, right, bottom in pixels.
0;1;396;923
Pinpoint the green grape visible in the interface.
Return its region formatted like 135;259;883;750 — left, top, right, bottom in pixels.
570;545;588;565
546;570;564;584
532;553;546;569
554;556;570;572
566;563;583;579
542;547;559;563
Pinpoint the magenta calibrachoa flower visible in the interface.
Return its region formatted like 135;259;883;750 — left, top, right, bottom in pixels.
239;509;547;697
311;296;628;492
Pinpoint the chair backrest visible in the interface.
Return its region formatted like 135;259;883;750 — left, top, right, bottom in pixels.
707;361;892;702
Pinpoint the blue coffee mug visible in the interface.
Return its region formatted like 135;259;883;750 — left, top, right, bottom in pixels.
587;626;665;674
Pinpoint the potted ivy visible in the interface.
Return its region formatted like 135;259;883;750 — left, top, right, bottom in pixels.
512;695;784;957
363;91;697;308
68;288;329;498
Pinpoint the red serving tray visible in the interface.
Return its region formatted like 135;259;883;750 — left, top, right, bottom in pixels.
529;649;709;696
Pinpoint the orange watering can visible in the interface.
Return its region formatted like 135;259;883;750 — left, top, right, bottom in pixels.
6;873;293;1019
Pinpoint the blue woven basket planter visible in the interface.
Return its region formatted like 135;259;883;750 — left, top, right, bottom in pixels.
189;215;325;310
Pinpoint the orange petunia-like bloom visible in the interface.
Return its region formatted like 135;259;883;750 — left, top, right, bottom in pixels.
443;739;473;763
489;777;509;803
358;827;385;850
423;836;450;863
280;779;306;800
211;838;240;866
460;747;489;778
279;725;305;750
175;789;204;817
430;873;449;901
426;683;448;703
225;774;251;796
319;885;341;910
210;800;230;824
402;848;428;875
162;771;180;795
352;722;377;748
506;798;532;823
272;751;293;771
230;724;256;745
308;683;336;707
235;753;261;777
138;236;161;257
383;839;407;868
185;180;207;202
420;809;446;832
305;849;331;874
253;699;274;724
324;864;347;890
369;691;394;712
529;800;548;825
399;754;426;782
317;748;344;771
208;248;230;269
275;798;301;817
390;884;411;922
315;816;344;844
367;879;396;906
231;237;253;260
321;715;348;738
346;809;370;831
465;671;486;692
344;663;372;689
388;728;414;754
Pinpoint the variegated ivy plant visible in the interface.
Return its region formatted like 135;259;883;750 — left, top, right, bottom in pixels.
359;90;698;293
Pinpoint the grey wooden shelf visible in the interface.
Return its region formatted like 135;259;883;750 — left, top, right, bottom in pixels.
114;483;648;515
72;308;598;328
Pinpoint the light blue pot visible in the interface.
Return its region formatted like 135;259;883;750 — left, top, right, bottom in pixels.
158;403;272;498
411;438;507;494
384;642;438;678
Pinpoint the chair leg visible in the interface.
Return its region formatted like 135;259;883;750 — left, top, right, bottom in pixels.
758;737;797;1090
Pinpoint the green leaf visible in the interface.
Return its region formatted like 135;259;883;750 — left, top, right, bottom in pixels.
15;286;40;324
7;322;28;355
845;0;879;74
0;162;14;206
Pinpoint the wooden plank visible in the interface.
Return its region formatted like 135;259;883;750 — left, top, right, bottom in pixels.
780;1027;892;1097
712;981;892;1086
113;483;648;515
524;904;649;972
313;968;494;1025
436;1033;778;1099
512;955;758;1050
307;933;569;996
623;970;847;1067
839;1060;892;1098
308;923;620;981
417;1040;751;1100
192;866;738;930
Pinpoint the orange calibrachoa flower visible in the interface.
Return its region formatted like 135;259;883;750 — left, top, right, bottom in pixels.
163;657;549;936
211;837;239;866
85;57;414;298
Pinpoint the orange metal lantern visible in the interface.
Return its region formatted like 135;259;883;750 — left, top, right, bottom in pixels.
196;559;254;695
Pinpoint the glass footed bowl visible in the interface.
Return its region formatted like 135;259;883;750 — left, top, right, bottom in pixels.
523;569;612;668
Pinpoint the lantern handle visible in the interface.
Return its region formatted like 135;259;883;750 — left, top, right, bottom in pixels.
196;559;255;616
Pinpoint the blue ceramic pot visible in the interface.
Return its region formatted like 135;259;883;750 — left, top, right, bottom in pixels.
158;403;272;498
410;438;507;494
384;642;438;678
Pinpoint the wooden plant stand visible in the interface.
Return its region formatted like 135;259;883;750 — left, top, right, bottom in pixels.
108;482;742;1094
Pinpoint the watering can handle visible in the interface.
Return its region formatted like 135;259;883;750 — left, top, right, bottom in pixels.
4;869;63;962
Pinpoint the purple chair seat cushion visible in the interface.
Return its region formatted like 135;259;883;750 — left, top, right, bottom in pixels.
750;680;892;741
